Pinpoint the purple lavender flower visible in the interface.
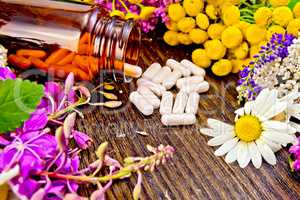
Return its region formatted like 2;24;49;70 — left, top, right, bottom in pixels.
0;67;16;80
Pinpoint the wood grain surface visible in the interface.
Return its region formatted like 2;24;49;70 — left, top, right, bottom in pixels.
77;34;300;200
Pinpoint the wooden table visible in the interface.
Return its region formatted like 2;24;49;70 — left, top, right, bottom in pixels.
78;34;300;200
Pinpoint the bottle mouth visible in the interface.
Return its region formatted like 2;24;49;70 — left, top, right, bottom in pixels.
91;17;141;82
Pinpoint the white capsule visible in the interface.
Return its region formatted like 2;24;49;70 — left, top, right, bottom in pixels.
180;81;210;94
161;114;196;126
180;59;206;77
160;91;174;115
162;70;182;90
137;86;160;109
152;66;172;84
176;76;204;89
129;91;153;116
136;78;166;96
142;63;162;80
172;91;189;114
185;92;200;114
166;59;191;77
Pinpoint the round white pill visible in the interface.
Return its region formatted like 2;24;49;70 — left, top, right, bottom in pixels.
142;62;162;80
161;114;196;126
176;76;204;89
152;66;172;84
162;70;182;90
160;91;174;115
166;59;191;77
136;78;166;96
129;91;154;116
180;59;206;77
180;81;210;94
137;86;160;109
172;91;189;114
185;92;200;114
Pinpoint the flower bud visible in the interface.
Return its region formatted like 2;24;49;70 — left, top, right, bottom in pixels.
64;113;76;139
73;131;92;150
95;142;108;160
64;73;74;95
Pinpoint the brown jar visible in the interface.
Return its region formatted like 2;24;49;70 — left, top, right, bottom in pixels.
0;0;141;81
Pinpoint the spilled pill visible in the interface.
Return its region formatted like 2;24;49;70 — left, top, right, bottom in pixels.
185;92;200;114
180;59;206;77
166;59;191;77
161;114;196;126
162;70;182;90
176;76;204;89
160;91;174;115
152;66;172;84
137;86;160;109
180;81;210;94
124;63;143;78
142;62;161;80
172;91;189;114
129;91;154;116
136;78;166;96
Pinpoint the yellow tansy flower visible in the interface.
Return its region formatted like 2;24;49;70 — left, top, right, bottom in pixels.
234;21;250;37
224;0;240;5
221;26;243;48
178;33;193;45
139;6;156;20
233;42;249;59
168;4;186;22
287;18;300;36
196;13;210;30
269;0;290;7
177;17;196;33
163;31;179;46
192;49;211;68
206;4;218;20
207;0;224;6
254;7;272;27
293;2;300;18
250;44;260;58
166;21;178;31
189;29;208;44
204;39;227;60
207;23;226;39
231;59;250;73
212;59;232;76
246;25;266;45
272;6;293;27
183;0;204;17
222;5;240;26
267;25;286;40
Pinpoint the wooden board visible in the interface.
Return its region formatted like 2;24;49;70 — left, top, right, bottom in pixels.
78;35;300;199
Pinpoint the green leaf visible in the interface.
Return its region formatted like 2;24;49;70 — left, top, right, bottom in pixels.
0;78;44;133
288;0;300;9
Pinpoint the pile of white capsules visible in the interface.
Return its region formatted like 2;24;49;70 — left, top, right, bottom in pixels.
129;59;209;126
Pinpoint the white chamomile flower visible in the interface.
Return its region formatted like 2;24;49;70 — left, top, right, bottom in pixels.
200;89;297;169
279;91;300;121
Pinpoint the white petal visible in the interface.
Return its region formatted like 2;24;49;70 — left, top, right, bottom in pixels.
0;165;20;185
237;141;251;168
214;138;239;156
207;132;235;146
225;145;238;164
262;131;296;145
244;101;252;115
260;102;287;121
207;118;233;132
248;142;262;169
200;128;218;137
280;91;300;102
256;139;277;165
263;120;296;135
252;88;272;117
234;107;245;117
261;137;282;152
290;121;300;132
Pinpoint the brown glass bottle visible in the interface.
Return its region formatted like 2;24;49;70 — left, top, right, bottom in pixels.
0;0;141;81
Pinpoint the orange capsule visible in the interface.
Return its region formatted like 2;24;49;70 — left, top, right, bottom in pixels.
8;54;31;69
73;55;89;71
30;57;48;70
16;49;47;58
45;48;69;65
49;64;90;81
57;52;75;65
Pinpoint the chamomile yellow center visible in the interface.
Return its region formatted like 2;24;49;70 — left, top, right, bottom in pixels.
235;115;262;142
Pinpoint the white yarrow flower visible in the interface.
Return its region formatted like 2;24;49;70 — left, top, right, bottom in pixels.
200;89;297;169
